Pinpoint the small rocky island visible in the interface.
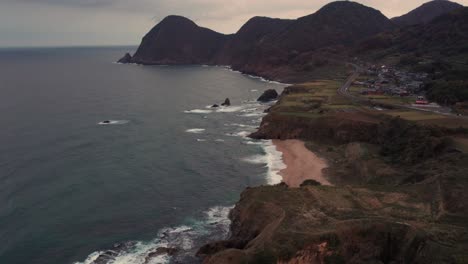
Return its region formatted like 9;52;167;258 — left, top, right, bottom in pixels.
257;89;278;102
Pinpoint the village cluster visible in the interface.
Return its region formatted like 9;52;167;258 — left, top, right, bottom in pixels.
354;65;430;104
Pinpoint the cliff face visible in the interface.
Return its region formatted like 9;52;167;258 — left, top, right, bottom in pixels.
131;16;228;65
392;0;463;26
199;184;467;264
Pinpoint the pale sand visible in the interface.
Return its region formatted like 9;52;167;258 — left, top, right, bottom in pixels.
273;139;331;187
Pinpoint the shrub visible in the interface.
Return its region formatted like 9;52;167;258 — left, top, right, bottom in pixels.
300;179;322;187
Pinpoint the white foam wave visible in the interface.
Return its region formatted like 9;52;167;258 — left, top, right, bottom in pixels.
240;112;266;117
242;140;286;185
98;120;130;125
184;109;213;114
197;139;207;142
225;123;256;128
244;141;264;145
215;139;225;142
186;128;205;134
75;206;232;264
216;106;245;113
226;131;251;138
240;107;259;113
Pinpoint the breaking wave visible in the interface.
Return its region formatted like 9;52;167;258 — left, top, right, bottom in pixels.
242;140;286;185
186;128;206;134
74;206;232;264
184;109;213;114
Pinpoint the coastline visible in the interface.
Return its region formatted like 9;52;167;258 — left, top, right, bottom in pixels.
273;139;330;187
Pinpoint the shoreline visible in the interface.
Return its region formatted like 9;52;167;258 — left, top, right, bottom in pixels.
273;139;331;187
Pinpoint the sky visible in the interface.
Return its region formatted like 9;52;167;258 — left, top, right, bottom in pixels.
0;0;466;47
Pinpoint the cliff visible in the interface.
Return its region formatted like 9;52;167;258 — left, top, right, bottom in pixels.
199;79;468;264
199;183;468;264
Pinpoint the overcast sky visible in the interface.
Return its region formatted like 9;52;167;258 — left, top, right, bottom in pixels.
0;0;466;47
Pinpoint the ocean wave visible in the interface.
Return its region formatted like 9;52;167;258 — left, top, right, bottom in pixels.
98;120;130;125
240;112;266;117
226;131;251;138
242;140;286;185
75;206;232;264
186;128;206;134
197;139;207;142
184;109;213;114
244;141;264;145
216;106;245;113
225;123;256;129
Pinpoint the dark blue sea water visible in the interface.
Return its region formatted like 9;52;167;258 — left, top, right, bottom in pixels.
0;47;286;264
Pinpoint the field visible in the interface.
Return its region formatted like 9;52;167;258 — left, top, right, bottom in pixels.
382;109;468;129
273;80;363;119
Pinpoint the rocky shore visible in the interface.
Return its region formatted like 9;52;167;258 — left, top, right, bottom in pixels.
197;80;468;264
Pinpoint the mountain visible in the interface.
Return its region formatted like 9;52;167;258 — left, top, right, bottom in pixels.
213;16;292;67
360;7;468;104
123;1;395;82
229;1;395;81
267;1;395;52
392;0;463;26
131;16;228;65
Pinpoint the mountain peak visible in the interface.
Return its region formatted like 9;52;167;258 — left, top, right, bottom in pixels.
392;0;464;26
159;15;197;27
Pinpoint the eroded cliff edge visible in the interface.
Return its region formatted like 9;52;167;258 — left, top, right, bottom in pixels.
198;80;468;263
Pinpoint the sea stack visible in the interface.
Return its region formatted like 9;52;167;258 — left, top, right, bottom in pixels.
221;98;231;106
118;53;132;64
257;89;278;102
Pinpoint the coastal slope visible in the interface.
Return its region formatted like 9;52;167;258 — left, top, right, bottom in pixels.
199;80;468;263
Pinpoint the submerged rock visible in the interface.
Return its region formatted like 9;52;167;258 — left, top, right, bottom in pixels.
221;98;231;106
117;53;132;64
257;89;278;102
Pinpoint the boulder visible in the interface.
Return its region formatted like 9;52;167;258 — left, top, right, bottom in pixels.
211;104;219;108
117;53;132;64
221;98;231;106
257;89;278;102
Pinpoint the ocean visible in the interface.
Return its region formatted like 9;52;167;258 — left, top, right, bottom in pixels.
0;47;286;264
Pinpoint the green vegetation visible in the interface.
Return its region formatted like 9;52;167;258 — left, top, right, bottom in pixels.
300;179;322;187
426;80;468;105
377;117;451;164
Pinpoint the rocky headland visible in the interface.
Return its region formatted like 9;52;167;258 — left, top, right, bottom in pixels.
198;80;468;264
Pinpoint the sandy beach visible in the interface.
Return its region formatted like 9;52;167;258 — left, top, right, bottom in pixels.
273;139;330;187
